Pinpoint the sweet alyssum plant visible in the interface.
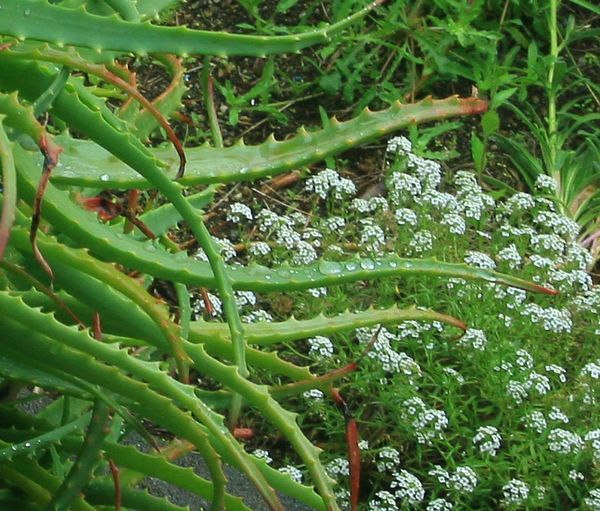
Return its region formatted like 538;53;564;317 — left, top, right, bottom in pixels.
0;1;557;510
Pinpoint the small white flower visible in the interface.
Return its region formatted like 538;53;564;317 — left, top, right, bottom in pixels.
585;489;600;511
248;241;271;257
326;457;349;476
524;371;551;396
279;465;303;483
473;426;502;456
458;328;487;351
235;290;256;308
227;202;253;222
548;406;569;424
377;446;401;472
395;207;419;226
391;470;425;504
426;498;453;511
523;411;547;433
304;168;356;201
535;174;558;192
547;428;583;453
568;470;585;481
303;389;324;400
409;230;435;254
464;251;496;270
581;360;600;379
497;244;522;269
242;310;273;323
449;466;478;493
307;287;327;298
322;215;346;233
502;479;529;506
307;336;334;359
253;449;272;463
441;213;466;235
387;135;412;154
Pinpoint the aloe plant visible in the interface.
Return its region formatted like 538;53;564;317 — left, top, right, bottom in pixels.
0;1;556;510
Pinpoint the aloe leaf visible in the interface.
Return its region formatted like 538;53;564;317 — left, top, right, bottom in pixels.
183;342;341;511
48;96;488;189
44;399;110;511
0;0;381;57
0;296;285;511
190;305;466;347
0;116;17;261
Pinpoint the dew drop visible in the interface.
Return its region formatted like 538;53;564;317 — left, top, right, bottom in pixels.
24;442;31;448
145;244;156;252
345;262;358;271
239;167;248;174
264;274;272;280
360;259;375;270
23;8;30;15
405;262;413;268
319;261;342;275
100;173;110;182
389;261;398;268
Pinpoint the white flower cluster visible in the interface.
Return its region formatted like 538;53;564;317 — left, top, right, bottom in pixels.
387;135;412;155
497;243;522;269
534;211;580;241
376;446;401;473
458;328;488;351
291;240;318;265
401;397;449;444
360;219;386;254
428;465;478;493
464;251;496;270
307;336;334;359
454;171;495;220
440;213;466;235
326;457;349;477
409;229;435;254
248;241;271;257
520;304;572;333
278;465;303;483
426;498;453;511
322;215;346;233
307;287;327;298
235;290;256;308
534;174;558;192
504;192;536;214
303;388;324;400
253;449;272;463
227;202;253;222
304;168;356;201
395;207;419;226
585;489;600;511
547;428;583;454
580;359;600;379
502;478;530;505
472;425;502;456
193;292;222;319
241;309;273;323
388;172;422;205
194;237;236;262
523;410;547;433
548;406;569;424
585;429;600;461
350;197;389;214
390;469;425;504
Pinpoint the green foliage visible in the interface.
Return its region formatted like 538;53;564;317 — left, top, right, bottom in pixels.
0;1;541;511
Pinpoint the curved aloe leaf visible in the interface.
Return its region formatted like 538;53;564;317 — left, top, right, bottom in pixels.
0;0;381;57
